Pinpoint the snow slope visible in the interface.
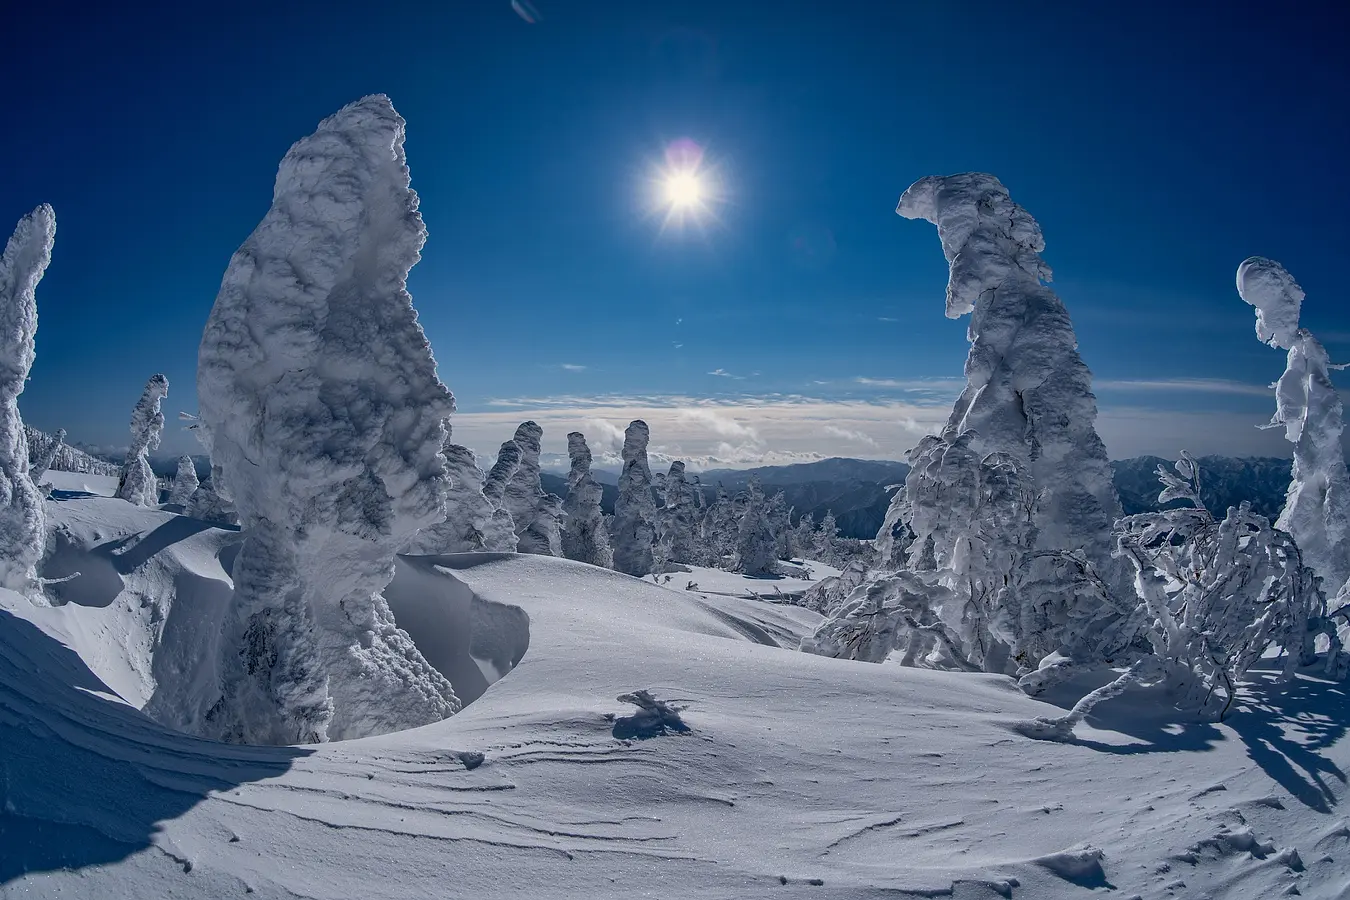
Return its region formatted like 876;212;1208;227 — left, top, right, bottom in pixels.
3;496;1348;898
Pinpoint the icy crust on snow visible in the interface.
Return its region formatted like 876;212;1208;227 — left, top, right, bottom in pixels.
116;374;168;506
561;431;612;567
611;419;658;576
0;205;54;593
890;173;1127;661
196;95;458;743
1239;257;1350;598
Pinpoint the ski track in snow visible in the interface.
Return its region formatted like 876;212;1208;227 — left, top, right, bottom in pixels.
2;495;1348;898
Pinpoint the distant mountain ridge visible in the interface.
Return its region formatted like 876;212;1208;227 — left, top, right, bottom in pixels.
1111;455;1290;521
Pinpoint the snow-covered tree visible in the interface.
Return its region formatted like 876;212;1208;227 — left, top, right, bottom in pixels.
196;95;459;744
501;421;562;556
404;426;514;554
698;484;738;567
0;205;54;593
766;491;792;561
481;439;522;551
1020;454;1341;737
116;374;168;506
813;511;840;564
611;419;658;576
561;431;612;567
1237;257;1350;603
736;478;779;576
169;455;199;506
886;173;1129;666
789;511;816;560
656;460;699;569
30;427;65;483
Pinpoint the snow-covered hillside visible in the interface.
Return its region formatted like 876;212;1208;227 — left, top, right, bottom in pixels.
2;493;1346;899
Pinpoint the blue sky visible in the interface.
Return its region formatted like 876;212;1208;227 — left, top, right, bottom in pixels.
4;0;1348;467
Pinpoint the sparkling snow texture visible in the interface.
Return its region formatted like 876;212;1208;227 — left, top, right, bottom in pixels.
196;95;459;744
0;205;54;593
1238;257;1350;600
115;374;168;506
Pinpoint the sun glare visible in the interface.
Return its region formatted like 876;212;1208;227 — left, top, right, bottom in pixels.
665;170;704;209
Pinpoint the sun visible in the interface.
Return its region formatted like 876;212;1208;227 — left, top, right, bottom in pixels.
664;170;704;209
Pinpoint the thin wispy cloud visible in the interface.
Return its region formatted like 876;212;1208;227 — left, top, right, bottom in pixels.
1094;377;1271;397
708;368;746;379
559;363;587;372
877;316;899;323
823;424;878;447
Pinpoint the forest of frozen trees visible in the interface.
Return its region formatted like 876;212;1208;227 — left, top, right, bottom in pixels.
5;97;1346;755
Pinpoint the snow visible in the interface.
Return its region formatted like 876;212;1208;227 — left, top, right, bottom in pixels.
1238;257;1350;602
115;374;168;507
0;204;54;594
194;94;458;744
560;431;612;568
3;493;1348;898
611;419;658;576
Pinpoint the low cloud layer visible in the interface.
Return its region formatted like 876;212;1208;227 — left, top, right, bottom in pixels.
451;391;1291;472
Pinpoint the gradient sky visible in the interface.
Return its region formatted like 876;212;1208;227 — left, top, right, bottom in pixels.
4;0;1348;468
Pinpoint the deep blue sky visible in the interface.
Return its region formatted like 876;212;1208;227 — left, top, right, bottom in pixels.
4;0;1348;462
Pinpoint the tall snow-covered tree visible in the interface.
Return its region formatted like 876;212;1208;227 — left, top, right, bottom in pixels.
116;374;168;506
481;439;522;552
887;173;1130;666
30;427;65;483
561;431;612;567
813;511;840;564
736;478;779;576
766;491;792;561
169;455;199;506
1237;257;1350;602
197;95;459;744
502;421;563;556
789;511;816;559
0;205;55;593
699;484;737;567
611;419;658;576
657;460;699;569
405;426;513;554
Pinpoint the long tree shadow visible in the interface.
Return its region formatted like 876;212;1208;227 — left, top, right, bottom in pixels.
0;609;310;884
1223;671;1348;813
1026;668;1347;812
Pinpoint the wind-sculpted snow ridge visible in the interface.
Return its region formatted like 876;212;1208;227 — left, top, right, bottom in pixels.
406;427;515;554
196;95;459;744
611;419;658;576
0;205;54;594
1238;257;1350;604
561;431;612;567
116;374;168;506
503;421;562;556
865;174;1130;673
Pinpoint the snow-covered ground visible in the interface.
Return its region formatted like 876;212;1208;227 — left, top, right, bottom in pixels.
3;495;1347;898
43;470;120;497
